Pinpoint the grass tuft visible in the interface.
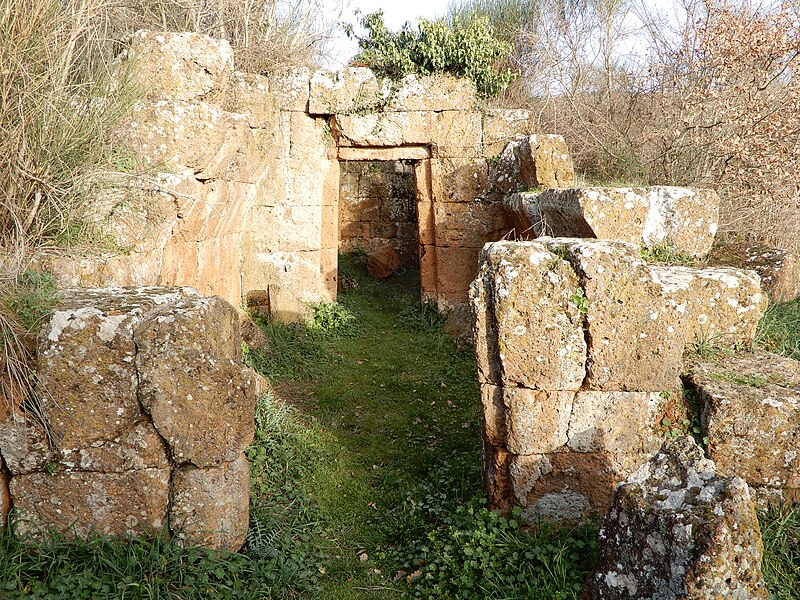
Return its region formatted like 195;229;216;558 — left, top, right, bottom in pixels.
756;298;800;361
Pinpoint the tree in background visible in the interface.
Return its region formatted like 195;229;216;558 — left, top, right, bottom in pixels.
447;0;800;250
345;10;515;97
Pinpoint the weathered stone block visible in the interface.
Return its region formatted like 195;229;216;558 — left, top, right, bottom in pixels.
37;289;170;449
124;31;233;101
584;436;768;599
267;68;311;111
708;242;800;304
504;387;573;455
136;296;255;467
431;111;483;158
129;101;250;176
433;201;507;247
650;265;766;347
430;157;489;204
429;245;483;305
11;468;171;538
58;421;169;473
491;135;574;193
245;204;323;252
0;410;55;474
567;391;671;455
308;68;384;115
470;241;586;388
170;453;250;552
482;109;533;158
289;112;333;160
226;72;278;129
332;111;431;147
508;451;649;522
684;352;800;498
544;238;686;392
510;187;719;257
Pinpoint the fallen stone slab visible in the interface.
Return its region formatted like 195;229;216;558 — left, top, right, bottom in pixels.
505;186;719;257
708;241;800;304
684;351;800;503
584;436;768;599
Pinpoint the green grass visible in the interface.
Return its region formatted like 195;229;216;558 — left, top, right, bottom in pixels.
761;506;800;599
4;253;800;598
242;253;598;599
756;298;800;361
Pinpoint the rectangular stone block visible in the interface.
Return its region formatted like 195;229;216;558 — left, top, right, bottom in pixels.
268;68;311;111
333;111;431;147
171;454;250;552
567;391;671;455
471;241;587;390
431;111;482;158
244;204;323;252
432;245;482;303
685;352;800;494
136;296;255;467
433;201;509;247
289;112;333;160
650;265;766;347
504;388;573;455
508;451;651;522
309;68;384;115
544;238;686;392
517;187;718;258
11;468;171;538
431;157;489;205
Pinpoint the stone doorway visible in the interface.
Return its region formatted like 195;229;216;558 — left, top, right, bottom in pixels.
338;159;419;270
336;146;434;291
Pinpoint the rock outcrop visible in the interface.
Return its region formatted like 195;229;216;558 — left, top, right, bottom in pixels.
584;436;768;599
0;287;259;551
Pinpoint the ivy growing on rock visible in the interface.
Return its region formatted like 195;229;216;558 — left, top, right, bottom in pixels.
344;10;515;98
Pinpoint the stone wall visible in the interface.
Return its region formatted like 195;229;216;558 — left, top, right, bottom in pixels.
0;287;261;551
33;31;573;316
472;238;767;521
339;160;418;266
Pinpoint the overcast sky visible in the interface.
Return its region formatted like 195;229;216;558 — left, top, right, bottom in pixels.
326;0;455;68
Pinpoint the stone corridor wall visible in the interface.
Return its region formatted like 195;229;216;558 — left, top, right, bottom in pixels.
472;238;767;521
33;30;575;316
0;287;261;550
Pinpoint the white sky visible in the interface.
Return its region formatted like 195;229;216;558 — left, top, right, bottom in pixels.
326;0;455;68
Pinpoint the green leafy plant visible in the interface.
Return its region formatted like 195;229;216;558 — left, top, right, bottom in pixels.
306;301;361;337
345;10;515;97
396;298;451;333
570;287;588;316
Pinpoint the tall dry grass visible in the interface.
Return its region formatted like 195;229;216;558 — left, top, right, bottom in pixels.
104;0;345;73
